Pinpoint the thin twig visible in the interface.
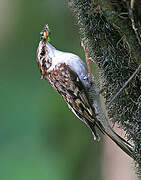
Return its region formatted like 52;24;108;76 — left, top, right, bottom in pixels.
107;63;141;107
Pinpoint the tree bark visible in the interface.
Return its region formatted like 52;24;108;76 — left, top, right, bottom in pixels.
68;0;141;177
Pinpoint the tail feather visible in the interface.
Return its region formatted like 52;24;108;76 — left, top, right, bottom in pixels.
86;77;135;159
92;120;135;159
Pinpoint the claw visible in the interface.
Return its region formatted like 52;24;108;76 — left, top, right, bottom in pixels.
81;40;92;81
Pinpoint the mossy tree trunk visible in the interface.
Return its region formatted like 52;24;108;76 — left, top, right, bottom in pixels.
68;0;141;177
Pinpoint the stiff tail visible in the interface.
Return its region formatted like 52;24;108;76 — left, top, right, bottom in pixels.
86;77;135;159
96;121;135;159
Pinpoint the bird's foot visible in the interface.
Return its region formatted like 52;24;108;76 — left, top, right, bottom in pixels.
81;39;97;83
81;40;92;75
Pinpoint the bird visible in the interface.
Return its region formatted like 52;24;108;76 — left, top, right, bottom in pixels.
36;24;135;159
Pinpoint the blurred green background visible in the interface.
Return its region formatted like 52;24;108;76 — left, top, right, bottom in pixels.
0;0;102;179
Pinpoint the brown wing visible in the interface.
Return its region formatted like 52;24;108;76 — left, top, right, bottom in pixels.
66;67;97;121
46;63;100;138
48;63;96;121
65;65;102;139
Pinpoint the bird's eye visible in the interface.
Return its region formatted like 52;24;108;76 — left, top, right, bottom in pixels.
40;49;46;56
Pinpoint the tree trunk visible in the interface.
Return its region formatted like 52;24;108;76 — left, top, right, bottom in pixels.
68;0;141;177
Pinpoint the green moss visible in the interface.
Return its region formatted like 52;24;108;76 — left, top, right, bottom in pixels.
69;0;141;176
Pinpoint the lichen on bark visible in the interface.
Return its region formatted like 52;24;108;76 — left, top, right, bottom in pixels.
68;0;141;176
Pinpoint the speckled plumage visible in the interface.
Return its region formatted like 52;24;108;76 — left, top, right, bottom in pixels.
37;39;99;138
36;24;135;158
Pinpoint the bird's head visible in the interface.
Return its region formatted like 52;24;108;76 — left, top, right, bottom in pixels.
40;24;51;42
36;24;53;79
